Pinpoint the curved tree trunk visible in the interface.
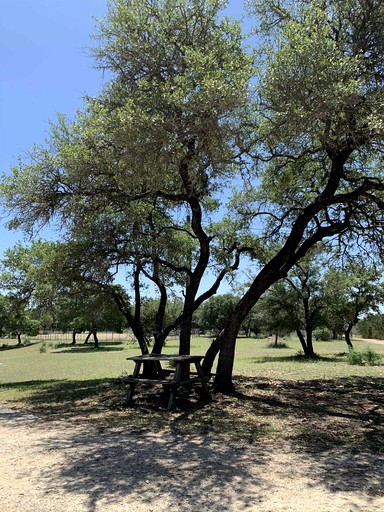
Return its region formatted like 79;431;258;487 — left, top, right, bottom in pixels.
306;325;314;357
213;314;244;393
296;329;315;357
92;330;99;348
71;329;79;345
202;333;222;376
344;322;354;350
296;329;309;355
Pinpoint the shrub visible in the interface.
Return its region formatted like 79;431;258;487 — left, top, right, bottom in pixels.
347;348;382;366
314;327;333;341
364;348;382;366
39;341;47;354
266;341;290;349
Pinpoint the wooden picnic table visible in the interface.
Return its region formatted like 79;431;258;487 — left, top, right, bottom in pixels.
124;353;211;410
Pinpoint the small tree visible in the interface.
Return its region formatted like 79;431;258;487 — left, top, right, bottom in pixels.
323;261;384;349
252;282;298;345
2;298;40;344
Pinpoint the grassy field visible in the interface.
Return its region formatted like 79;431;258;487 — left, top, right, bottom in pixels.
1;334;383;452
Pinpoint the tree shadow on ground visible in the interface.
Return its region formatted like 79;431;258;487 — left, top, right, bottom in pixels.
2;373;384;508
0;342;38;351
8;409;383;512
1;379;114;418
6;375;384;456
233;376;384;453
53;341;126;353
39;429;270;512
249;354;345;364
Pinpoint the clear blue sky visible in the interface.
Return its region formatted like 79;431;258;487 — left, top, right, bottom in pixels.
0;0;245;259
0;0;109;254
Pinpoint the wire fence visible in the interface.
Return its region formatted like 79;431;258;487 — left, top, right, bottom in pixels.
35;331;181;343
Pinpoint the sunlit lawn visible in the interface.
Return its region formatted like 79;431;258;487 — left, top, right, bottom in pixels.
1;334;383;392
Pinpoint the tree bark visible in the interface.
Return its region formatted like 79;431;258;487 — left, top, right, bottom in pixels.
344;322;354;350
296;329;309;355
296;329;315;357
214;313;244;393
71;329;78;345
92;330;99;348
202;334;221;375
305;326;314;357
274;331;279;347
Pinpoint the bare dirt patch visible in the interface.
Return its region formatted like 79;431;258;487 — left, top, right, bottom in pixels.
1;404;384;512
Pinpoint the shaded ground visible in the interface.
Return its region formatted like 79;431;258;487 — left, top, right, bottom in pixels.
1;372;384;511
4;374;383;453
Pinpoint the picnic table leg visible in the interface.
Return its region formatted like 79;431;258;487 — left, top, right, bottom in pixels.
194;360;211;400
126;361;142;406
167;361;183;410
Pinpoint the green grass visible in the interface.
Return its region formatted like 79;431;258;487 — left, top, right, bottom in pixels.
1;335;383;453
1;335;383;393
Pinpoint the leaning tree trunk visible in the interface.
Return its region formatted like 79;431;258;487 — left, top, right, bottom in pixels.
296;329;314;357
213;315;244;394
202;332;222;376
344;322;354;350
178;309;194;381
16;332;22;345
92;330;99;348
305;325;315;357
151;332;167;355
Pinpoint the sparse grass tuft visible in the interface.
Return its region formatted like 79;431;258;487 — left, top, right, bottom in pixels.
266;341;290;349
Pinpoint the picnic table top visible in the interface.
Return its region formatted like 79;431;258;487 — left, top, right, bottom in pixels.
127;353;204;362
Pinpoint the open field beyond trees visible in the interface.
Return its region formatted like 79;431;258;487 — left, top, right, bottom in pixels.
1;335;383;454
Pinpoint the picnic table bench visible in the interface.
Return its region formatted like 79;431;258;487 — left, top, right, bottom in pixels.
123;354;211;410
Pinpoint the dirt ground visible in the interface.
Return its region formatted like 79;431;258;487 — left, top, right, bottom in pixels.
1;406;383;512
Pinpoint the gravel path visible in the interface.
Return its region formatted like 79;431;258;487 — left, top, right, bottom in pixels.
1;407;384;512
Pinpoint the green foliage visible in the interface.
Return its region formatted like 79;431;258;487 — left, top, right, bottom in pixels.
358;314;384;340
314;327;333;341
347;348;382;366
140;297;183;338
323;260;384;336
1;0;252;234
196;293;238;332
252;282;298;336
